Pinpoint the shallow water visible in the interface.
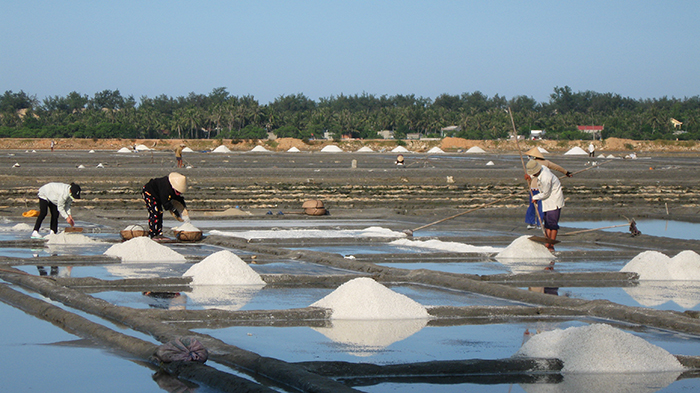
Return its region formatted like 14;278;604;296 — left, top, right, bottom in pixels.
567;219;700;241
2;217;700;391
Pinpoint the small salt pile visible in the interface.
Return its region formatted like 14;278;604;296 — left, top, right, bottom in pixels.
356;146;373;152
564;146;588;155
250;145;269;152
135;144;151;151
182;147;194;153
495;235;555;260
45;232;102;244
210;226;406;240
173;222;200;232
104;237;186;262
287;147;301;152
212;145;231;153
311;277;429;320
466;146;485;153
321;145;344;152
391;146;410;153
621;250;700;280
183;250;264;285
5;223;33;232
117;147;132;153
514;324;685;373
485;161;494;166
427;147;444;154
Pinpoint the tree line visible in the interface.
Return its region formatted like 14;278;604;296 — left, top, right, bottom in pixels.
1;86;698;141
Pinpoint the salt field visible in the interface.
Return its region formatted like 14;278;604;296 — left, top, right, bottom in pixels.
2;148;700;392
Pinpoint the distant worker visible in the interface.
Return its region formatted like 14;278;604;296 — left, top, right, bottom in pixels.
588;143;595;157
142;172;190;241
175;144;185;168
527;160;565;252
524;147;570;229
31;182;81;239
50;140;56;152
395;154;405;167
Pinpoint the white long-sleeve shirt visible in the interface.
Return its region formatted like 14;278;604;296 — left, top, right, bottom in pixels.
37;182;73;218
531;166;565;212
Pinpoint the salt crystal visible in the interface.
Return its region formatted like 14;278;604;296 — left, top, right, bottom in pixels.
183;250;264;285
104;237;186;262
514;324;685;373
310;277;429;320
390;238;501;254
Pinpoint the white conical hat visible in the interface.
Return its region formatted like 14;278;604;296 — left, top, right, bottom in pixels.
168;172;187;193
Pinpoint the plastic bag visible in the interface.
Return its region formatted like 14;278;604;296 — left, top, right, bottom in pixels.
154;337;208;363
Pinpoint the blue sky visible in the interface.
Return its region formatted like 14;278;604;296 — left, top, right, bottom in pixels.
2;1;698;105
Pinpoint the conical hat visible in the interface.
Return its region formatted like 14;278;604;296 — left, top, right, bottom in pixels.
168;172;187;194
525;147;544;159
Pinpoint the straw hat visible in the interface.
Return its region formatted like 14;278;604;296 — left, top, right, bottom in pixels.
168;172;187;194
526;160;542;176
525;147;544;159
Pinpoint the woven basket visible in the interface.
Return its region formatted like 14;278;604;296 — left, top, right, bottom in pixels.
120;229;147;240
176;231;202;242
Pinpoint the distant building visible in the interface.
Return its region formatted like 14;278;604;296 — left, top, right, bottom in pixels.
406;133;421;140
530;130;545;139
377;130;394;139
577;125;604;140
440;125;461;136
670;118;683;129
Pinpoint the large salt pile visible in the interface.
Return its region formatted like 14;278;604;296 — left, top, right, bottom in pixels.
212;145;231;153
321;145;344;152
104;237;186;262
183;250;264;285
250;145;269;152
514;323;684;373
45;232;102;244
117;147;132;153
391;146;410;153
390;238;501;254
621;250;700;280
356;146;373;152
427;147;445;154
311;277;429;319
466;146;486;153
564;146;588;155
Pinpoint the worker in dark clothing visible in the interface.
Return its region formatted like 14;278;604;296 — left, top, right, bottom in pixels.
142;172;189;240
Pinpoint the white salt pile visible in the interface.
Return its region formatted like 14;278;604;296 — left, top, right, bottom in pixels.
250;145;269;152
321;145;344;152
356;146;374;152
495;235;555;260
514;323;685;373
466;146;485;153
310;277;429;320
104;237;186;262
0;223;33;232
391;146;410;153
287;147;301;152
135;144;151;151
564;146;588;155
537;147;549;153
210;226;406;240
173;222;200;232
621;250;700;280
123;224;145;232
390;238;501;254
88;150;95;153
486;161;494;166
212;145;231;153
45;232;102;244
427;147;445;154
184;250;265;285
117;147;132;153
77;164;86;169
182;147;194;153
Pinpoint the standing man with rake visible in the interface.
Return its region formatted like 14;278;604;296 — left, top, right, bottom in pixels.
526;160;565;252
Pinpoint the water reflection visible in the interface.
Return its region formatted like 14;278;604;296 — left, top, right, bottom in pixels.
186;285;264;311
520;371;681;393
313;319;428;357
624;281;700;309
